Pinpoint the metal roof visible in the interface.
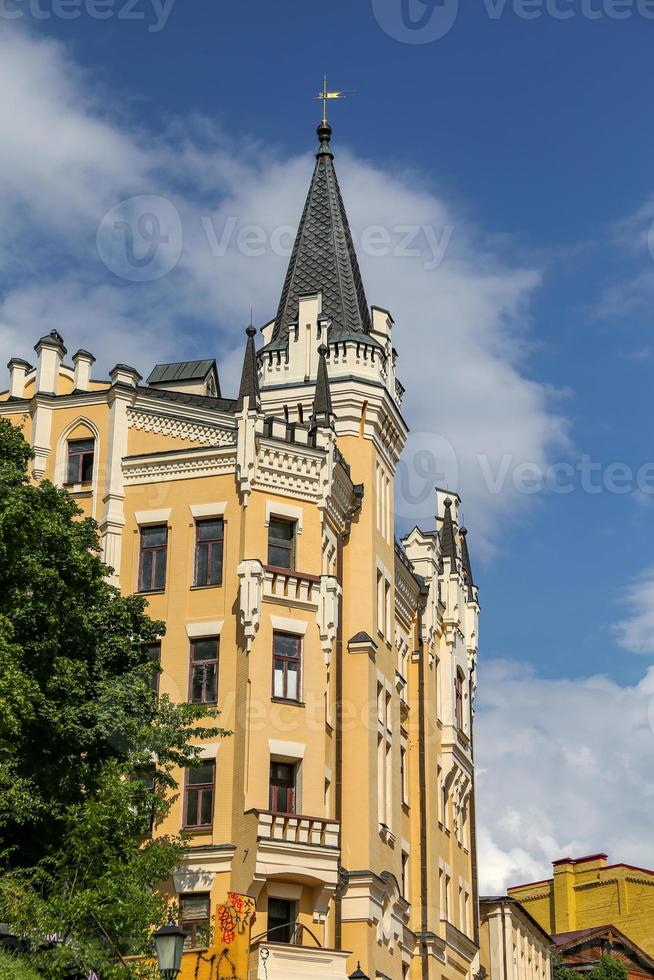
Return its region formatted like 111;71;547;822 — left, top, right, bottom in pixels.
268;122;372;350
147;359;216;385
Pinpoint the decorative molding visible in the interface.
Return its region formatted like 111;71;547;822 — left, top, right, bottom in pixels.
186;620;223;638
317;575;341;660
127;407;235;447
237;559;264;653
135;508;171;525
189;501;227;518
123;446;236;485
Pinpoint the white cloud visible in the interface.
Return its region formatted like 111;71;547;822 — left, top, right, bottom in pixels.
0;26;568;554
476;659;654;893
613;568;654;655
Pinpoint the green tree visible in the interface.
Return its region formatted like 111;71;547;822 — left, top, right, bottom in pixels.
0;419;226;978
553;953;628;980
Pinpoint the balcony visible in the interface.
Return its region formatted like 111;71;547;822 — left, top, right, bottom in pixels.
249;938;350;979
245;810;341;917
263;565;321;610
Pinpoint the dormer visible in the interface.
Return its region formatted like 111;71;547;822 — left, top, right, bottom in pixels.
146;359;221;398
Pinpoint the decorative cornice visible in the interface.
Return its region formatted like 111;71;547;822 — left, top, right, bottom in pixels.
127;406;235;447
122;446;236;485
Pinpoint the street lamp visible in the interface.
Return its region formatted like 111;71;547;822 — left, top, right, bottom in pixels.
349;964;370;980
153;913;186;979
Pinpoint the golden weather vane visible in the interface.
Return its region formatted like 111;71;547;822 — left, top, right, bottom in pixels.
314;76;355;126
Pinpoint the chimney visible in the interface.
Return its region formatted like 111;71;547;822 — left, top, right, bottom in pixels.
7;358;33;399
34;330;66;394
109;363;142;388
72;349;96;391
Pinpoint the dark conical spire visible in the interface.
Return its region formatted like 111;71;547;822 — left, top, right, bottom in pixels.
310;344;334;430
270;122;372;347
237;324;260;412
459;526;476;602
440;497;458;568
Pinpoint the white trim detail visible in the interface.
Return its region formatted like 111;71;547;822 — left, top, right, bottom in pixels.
270;615;309;636
189;501;227;519
134;508;171;525
268;739;305;759
265;500;304;533
198;741;221;760
186;620;224;638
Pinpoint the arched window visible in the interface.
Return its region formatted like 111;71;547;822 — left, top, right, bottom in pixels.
60;421;97;488
455;669;464;731
66;436;94;485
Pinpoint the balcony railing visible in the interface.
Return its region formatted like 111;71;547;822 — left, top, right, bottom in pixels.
263;565;321;608
248;809;340;849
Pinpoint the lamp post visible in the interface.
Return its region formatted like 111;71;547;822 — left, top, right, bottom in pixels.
349;964;370;980
153;913;186;979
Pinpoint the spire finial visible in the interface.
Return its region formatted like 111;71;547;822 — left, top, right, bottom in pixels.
310;343;334;432
237;322;260;412
313;77;354;152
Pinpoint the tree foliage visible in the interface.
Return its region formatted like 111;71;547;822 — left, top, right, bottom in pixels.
553;953;629;980
0;419;226;977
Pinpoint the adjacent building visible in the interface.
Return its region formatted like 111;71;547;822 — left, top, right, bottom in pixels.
509;854;654;980
0;118;482;980
479;896;552;980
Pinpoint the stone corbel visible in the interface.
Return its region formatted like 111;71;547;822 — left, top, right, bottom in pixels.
235;408;259;503
317;574;341;663
237;559;264;652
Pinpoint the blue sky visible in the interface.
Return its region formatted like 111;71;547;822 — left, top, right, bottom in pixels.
2;1;654;888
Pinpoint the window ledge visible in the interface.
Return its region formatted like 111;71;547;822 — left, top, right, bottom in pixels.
190;583;223;592
136;589;166;596
271;698;305;708
183;826;213;834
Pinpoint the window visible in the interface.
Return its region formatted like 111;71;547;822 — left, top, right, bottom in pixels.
180;893;211;949
402;851;410;899
194;518;224;587
268;516;296;569
267;897;296;945
269;761;296;814
143;642;161;694
189;638;219;704
132;764;156;835
272;632;301;702
400;745;408;805
66;438;94;484
455;669;464;731
138;525;168;593
184;760;215;829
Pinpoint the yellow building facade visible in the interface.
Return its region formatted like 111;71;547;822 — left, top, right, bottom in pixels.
0;119;482;980
508;854;654;962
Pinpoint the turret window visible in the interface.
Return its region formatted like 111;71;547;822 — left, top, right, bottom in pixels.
194;518;224;587
66;438;94;485
138;525;168;593
272;632;301;702
184;760;215;829
189;638;219;704
269;761;296;814
268;516;296;569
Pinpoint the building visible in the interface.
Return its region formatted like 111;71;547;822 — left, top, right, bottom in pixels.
552;926;654;980
508;854;654;967
479;896;552;980
0;117;481;980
